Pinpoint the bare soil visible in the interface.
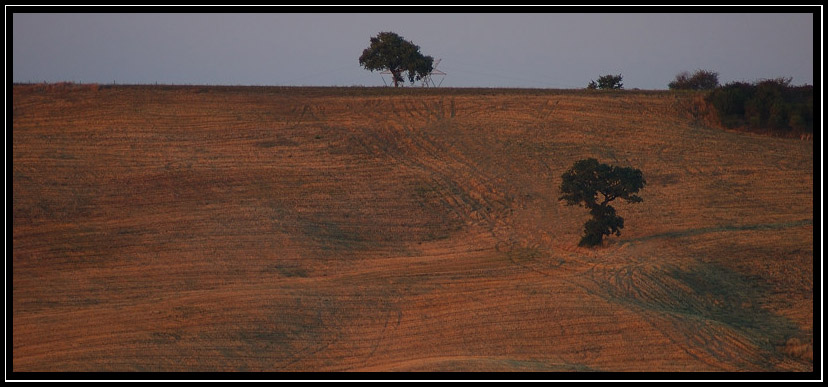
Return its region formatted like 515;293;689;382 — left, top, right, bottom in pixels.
12;84;814;372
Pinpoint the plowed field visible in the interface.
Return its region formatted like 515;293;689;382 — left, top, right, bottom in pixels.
11;85;814;372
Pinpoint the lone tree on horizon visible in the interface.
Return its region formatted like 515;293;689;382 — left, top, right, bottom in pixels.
559;158;646;247
359;31;434;87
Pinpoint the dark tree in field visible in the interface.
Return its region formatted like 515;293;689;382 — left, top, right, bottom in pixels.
559;158;646;247
359;31;434;87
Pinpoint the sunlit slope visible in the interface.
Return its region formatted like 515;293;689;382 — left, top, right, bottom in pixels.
12;85;813;372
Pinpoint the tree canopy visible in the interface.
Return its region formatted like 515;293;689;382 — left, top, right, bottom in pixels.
559;158;645;247
359;32;434;87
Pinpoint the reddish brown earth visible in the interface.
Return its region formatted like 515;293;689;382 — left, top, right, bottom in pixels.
12;84;814;372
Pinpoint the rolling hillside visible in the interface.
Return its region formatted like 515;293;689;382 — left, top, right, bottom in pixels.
11;85;814;372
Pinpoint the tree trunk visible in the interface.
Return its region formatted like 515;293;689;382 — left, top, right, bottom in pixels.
391;70;402;87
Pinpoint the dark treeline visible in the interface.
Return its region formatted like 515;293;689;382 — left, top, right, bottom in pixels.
705;78;814;134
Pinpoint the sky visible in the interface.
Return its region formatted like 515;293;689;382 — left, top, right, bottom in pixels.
11;10;818;89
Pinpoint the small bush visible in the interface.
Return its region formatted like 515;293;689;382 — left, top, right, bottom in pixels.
595;74;623;89
669;69;720;90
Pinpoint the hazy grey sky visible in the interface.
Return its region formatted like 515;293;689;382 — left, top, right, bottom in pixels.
12;11;817;89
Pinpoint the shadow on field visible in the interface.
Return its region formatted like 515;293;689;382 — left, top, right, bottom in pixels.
624;219;813;245
586;259;808;371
